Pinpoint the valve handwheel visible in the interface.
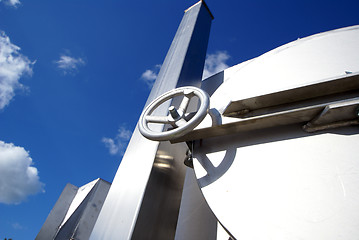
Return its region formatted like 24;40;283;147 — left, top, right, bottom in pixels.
139;86;210;141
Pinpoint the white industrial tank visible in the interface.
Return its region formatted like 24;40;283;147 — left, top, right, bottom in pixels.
192;25;359;240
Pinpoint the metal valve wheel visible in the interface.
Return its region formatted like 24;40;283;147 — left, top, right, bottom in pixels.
138;86;210;141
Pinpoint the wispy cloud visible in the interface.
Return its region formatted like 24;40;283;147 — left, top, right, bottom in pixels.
55;52;85;75
140;64;161;88
0;31;33;110
0;0;21;7
12;222;25;230
102;126;132;156
0;141;44;204
140;52;229;87
203;51;230;79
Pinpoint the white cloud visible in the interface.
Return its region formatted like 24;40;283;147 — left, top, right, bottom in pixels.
140;64;161;88
141;70;157;81
140;51;230;86
0;0;21;7
202;51;230;79
55;53;85;75
0;141;44;204
102;126;132;156
0;31;33;110
12;222;25;230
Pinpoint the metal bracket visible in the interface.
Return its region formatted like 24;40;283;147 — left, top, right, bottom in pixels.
170;96;359;143
184;149;194;168
223;72;359;117
168;73;359;143
303;99;359;132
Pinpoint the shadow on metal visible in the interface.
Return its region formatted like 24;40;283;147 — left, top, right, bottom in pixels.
201;71;224;97
193;124;359;189
195;147;236;188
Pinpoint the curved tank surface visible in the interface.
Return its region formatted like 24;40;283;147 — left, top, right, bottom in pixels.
193;25;359;240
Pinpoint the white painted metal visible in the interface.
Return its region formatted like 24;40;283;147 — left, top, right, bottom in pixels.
216;222;232;240
206;26;359;117
193;25;359;240
139;86;210;141
36;179;111;240
59;179;98;228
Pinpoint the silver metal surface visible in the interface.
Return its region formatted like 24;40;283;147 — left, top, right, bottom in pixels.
90;1;213;239
37;179;110;240
171;72;359;143
172;95;359;143
130;141;188;240
193;125;359;240
139;86;210;141
208;108;222;126
36;184;78;240
174;168;218;240
224;72;359;117
303;98;359;132
190;25;359;240
55;179;111;240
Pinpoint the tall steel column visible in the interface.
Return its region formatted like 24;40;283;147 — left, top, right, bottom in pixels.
90;1;213;239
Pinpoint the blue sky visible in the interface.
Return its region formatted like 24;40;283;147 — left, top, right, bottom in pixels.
0;0;358;239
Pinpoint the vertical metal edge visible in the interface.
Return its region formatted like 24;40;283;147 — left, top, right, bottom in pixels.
72;180;111;239
174;168;218;240
36;184;78;240
90;2;212;239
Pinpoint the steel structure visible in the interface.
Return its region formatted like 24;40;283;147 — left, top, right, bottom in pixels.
66;1;357;240
90;1;215;239
36;179;110;240
187;25;359;240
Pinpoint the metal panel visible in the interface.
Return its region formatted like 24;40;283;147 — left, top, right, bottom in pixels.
174;168;218;240
131;141;187;240
70;180;111;240
192;125;359;240
90;1;213;239
223;72;359;117
171;93;359;143
36;183;78;240
190;25;359;240
205;25;359;117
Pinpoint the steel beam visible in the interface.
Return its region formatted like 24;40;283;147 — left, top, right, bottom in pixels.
90;1;213;239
